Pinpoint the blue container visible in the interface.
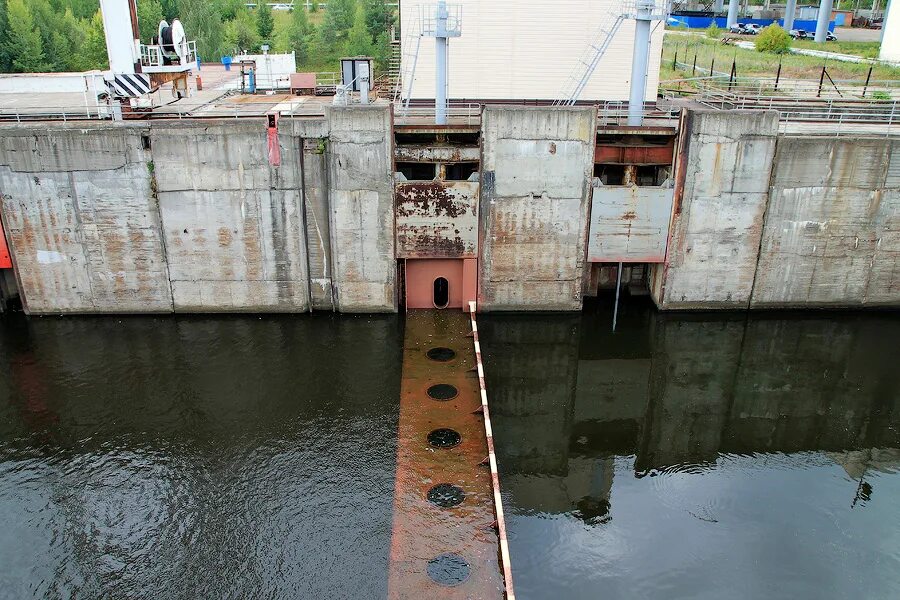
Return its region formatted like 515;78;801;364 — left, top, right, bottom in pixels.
222;56;233;71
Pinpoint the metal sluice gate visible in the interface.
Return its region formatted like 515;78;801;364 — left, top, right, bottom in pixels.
387;302;514;599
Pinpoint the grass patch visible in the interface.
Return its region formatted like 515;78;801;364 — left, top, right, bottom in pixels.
791;40;882;59
662;35;900;83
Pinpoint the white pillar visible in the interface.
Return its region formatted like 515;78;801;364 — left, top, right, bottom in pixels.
814;0;834;42
435;0;448;125
881;0;900;60
727;0;740;27
784;0;797;30
628;3;652;126
882;0;893;44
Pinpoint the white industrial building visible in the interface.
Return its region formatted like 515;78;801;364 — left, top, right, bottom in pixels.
399;0;665;102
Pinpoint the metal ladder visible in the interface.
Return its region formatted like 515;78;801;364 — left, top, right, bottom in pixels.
554;13;627;106
392;19;423;112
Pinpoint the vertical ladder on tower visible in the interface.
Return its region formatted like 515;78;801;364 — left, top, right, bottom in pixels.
553;12;627;106
392;19;423;112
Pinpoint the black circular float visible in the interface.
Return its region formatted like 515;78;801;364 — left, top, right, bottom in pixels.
427;483;466;508
427;428;461;448
427;553;471;586
426;347;456;362
427;383;459;401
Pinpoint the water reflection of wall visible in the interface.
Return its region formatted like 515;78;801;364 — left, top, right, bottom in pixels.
486;309;900;515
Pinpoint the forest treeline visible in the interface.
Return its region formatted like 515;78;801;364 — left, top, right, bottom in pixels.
0;0;395;74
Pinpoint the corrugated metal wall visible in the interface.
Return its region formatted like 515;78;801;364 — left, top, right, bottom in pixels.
400;0;664;101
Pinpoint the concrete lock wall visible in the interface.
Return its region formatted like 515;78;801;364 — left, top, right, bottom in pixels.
752;137;900;308
327;105;396;312
151;120;310;312
1;107;899;315
0;124;172;313
479;106;597;311
654;109;780;310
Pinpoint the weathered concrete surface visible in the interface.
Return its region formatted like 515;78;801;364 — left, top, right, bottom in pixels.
327;105;396;312
0;125;172;313
396;181;478;258
588;184;674;263
752;137;900;308
654;110;779;310
152;120;309;312
479;106;596;311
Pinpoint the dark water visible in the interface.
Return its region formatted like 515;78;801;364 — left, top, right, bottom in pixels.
481;299;900;600
0;314;402;600
1;304;898;600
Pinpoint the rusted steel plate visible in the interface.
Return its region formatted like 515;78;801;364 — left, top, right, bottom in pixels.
0;214;11;269
396;182;478;258
388;310;503;600
594;141;674;165
395;146;481;162
588;185;674;263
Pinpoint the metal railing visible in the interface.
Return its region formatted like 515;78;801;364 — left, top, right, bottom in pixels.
393;102;481;125
140;41;198;69
664;75;900;101
597;101;679;125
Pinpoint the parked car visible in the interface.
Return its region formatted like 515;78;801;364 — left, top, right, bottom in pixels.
743;23;762;34
789;28;837;41
729;23;747;34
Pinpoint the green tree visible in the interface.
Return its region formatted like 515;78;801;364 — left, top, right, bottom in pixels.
372;28;389;70
256;1;274;44
137;0;164;42
224;8;259;53
216;0;245;20
364;0;393;42
344;1;372;56
177;0;224;60
0;0;12;71
755;24;791;54
309;1;317;12
320;0;354;46
7;0;49;72
74;9;108;70
160;0;177;21
286;5;313;63
62;0;99;20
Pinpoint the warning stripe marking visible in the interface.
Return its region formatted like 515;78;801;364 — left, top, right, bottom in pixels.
469;300;516;600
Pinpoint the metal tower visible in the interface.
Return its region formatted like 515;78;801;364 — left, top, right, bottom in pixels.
394;2;461;124
554;0;668;125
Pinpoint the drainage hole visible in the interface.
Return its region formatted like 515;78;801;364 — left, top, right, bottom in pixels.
427;483;466;508
427;553;471;587
427;383;459;401
427;428;461;448
427;347;456;362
